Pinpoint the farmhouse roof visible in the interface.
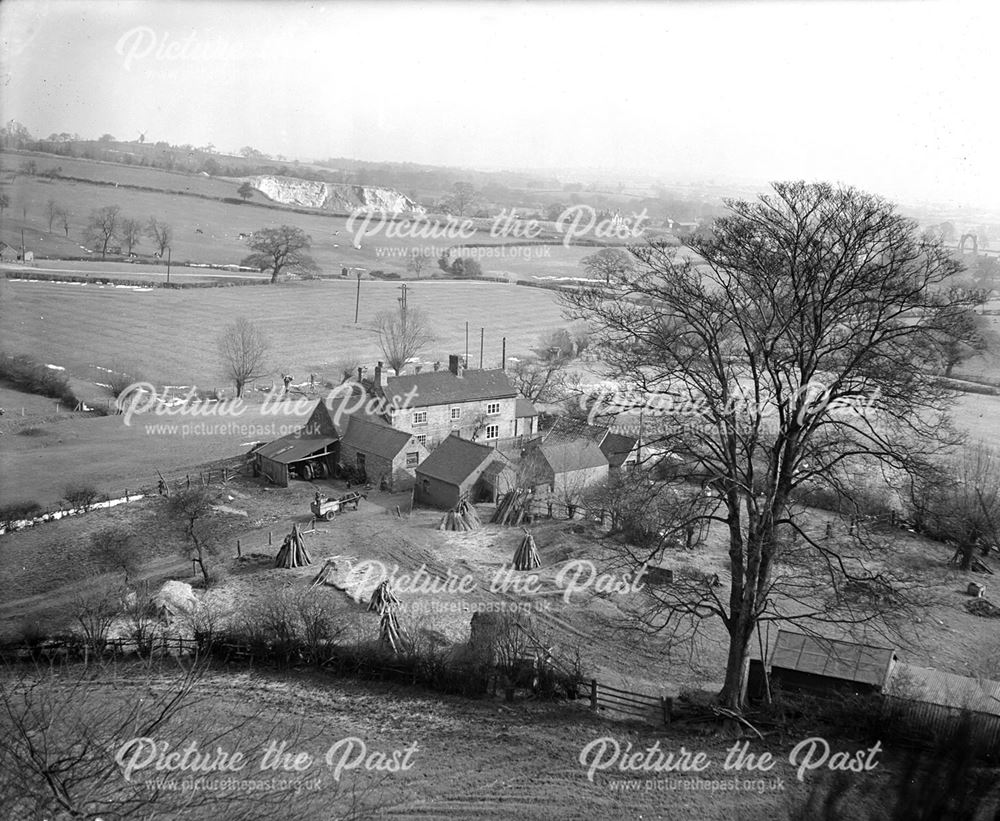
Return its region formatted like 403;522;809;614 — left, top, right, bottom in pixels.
383;369;517;409
416;434;506;485
341;414;415;460
886;663;1000;716
770;630;897;688
254;401;341;464
600;431;639;468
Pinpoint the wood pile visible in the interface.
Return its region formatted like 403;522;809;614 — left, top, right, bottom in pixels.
274;523;312;568
438;499;481;531
309;557;346;590
379;609;404;654
491;489;532;526
966;597;1000;618
513;528;541;571
368;581;401;614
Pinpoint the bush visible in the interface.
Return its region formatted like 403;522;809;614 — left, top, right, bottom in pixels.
64;483;101;511
104;361;145;398
0;351;78;406
0;500;42;530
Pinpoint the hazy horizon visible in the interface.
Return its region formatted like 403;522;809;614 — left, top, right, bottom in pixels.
2;0;998;210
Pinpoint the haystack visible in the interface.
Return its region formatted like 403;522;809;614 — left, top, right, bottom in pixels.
513;528;541;571
379;609;404;653
368;580;400;614
274;523;312;568
491;489;531;526
154;580;198;621
438;499;481;531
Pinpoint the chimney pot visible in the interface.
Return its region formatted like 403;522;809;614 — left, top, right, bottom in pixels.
449;354;464;378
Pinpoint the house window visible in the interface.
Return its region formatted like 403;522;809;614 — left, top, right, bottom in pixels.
405;451;419;468
485;424;499;440
486;402;500;415
416;434;427;446
413;410;427;425
450;407;461;420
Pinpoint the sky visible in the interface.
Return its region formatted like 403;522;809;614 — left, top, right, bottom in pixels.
2;0;998;209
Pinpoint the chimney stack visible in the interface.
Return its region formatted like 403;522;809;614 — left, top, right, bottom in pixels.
357;366;363;383
375;361;388;388
448;354;464;378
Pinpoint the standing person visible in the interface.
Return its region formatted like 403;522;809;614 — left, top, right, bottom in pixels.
283;374;293;394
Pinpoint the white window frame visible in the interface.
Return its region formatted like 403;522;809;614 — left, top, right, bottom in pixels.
486;402;501;416
485;424;499;440
412;410;427;425
416;434;427;446
450;407;462;420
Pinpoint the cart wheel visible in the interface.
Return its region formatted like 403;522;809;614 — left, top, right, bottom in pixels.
318;462;329;479
325;510;336;521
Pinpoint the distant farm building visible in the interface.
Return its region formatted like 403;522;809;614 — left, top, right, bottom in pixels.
521;437;609;496
543;417;639;473
253;401;340;486
338;413;428;491
414;433;514;509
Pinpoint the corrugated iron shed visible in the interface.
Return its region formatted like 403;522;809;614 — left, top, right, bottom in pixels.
886;663;1000;717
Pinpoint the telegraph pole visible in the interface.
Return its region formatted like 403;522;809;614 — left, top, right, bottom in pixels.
166;247;171;284
465;321;469;364
480;327;484;369
354;271;362;323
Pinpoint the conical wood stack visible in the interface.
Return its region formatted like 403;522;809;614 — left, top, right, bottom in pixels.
491;489;530;526
438;499;482;531
274;523;312;568
367;580;401;614
379;609;404;654
513;528;541;571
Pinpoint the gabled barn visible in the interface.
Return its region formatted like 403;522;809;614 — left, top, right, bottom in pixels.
253;401;340;486
521;437;609;495
415;433;514;509
339;414;428;491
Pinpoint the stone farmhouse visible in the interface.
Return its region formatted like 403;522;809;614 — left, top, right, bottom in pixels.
371;356;537;450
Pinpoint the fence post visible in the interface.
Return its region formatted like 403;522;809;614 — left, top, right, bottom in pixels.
590;679;598;711
236;539;242;558
661;696;673;726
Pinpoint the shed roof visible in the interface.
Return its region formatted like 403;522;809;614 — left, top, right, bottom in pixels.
341;415;415;460
535;439;609;474
384;369;516;409
770;630;896;688
253;401;342;464
515;397;538;418
416;434;503;485
886;663;1000;716
600;431;639;467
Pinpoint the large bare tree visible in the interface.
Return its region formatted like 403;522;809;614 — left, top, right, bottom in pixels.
217;316;269;398
241;225;318;283
146;216;172;257
85;204;121;260
563;181;966;709
373;305;436;375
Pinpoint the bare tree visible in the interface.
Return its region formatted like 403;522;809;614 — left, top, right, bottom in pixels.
406;248;431;279
119;217;143;256
45;198;60;232
217;316;269;398
85;205;121;260
373;305;436;374
447;182;477;216
0;192;8;221
241;225;317;283
562;181;965;710
146;216;172;257
934;303;987;377
581;247;634;285
508;356;571;403
59;207;71;237
166;487;227;586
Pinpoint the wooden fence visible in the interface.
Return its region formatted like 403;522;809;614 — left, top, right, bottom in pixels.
582;678;673;726
881;694;1000;752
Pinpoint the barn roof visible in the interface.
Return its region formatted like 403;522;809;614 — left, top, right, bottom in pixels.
886;663;1000;716
416;434;504;485
254;401;341;464
543;418;637;467
600;431;639;467
341;415;415;460
384;369;516;409
770;630;896;688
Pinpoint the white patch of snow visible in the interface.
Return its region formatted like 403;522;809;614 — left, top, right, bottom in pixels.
45;364;65;371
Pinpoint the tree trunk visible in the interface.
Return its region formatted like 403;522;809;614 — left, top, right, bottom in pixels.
270;267;280;284
718;616;754;709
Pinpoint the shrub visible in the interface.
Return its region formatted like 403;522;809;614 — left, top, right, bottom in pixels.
0;351;78;406
104;362;145;398
64;483;101;511
0;500;42;530
17;427;47;437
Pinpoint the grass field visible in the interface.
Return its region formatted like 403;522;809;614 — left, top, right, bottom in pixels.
1;151;614;281
0;277;566;389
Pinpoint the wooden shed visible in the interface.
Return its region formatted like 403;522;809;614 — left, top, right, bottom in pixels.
253;401;340;487
769;630;898;696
